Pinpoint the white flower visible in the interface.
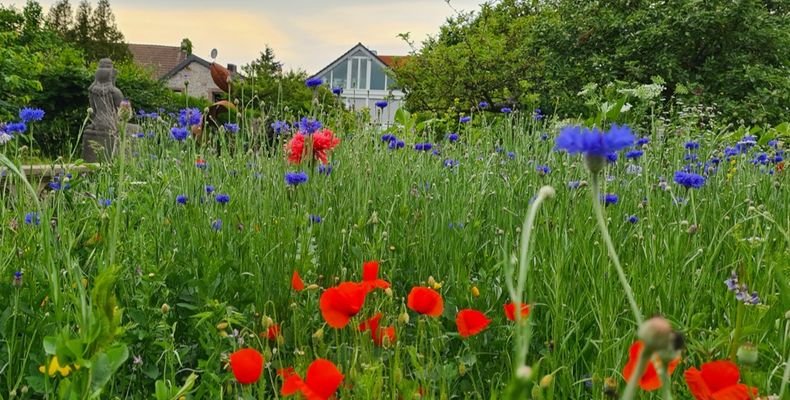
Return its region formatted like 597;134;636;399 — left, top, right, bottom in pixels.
0;133;13;145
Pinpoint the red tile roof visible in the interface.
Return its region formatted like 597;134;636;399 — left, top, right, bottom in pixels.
377;55;411;68
127;43;188;79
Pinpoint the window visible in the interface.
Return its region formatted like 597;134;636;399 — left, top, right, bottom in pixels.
370;62;386;90
330;62;348;89
358;58;368;90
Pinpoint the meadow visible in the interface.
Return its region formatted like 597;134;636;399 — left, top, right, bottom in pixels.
0;99;788;399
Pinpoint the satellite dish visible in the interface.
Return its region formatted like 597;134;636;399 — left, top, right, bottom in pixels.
210;48;218;60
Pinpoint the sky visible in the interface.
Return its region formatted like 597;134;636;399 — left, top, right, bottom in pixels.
5;0;486;72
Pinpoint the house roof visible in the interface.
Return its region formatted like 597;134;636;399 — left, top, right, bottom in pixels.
128;43;188;79
161;54;213;80
312;42;408;79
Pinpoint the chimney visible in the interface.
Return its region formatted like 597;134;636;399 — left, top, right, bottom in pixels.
227;64;237;73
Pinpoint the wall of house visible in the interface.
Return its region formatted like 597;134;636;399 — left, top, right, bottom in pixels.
341;93;403;125
165;61;222;101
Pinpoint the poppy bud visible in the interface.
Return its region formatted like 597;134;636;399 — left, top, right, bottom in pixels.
276;335;285;346
637;316;673;352
219;330;228;338
427;276;437;286
398;312;410;325
384;287;394;297
687;224;699;234
471;286;480;297
312;328;324;341
261;316;273;328
161;303;170;314
540;374;554;388
306;284;320;291
458;363;467;376
216;322;229;331
603;377;618;398
531;386;541;399
736;343;758;366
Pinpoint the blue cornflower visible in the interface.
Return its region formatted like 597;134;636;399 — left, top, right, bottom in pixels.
297;117;322;135
767;139;778;149
601;193;618;206
773;154;784;163
211;219;223;231
414;143;433;151
709;157;721;165
459;116;471;124
554;124;635;157
507;151;516;160
533;108;544;120
332;86;343;95
447;133;459;142
432;149;441;156
6;122;26;133
684;153;698;162
223;123;239;134
389;140;405;150
170;127;189;141
285;171;308;186
606;152;618;163
305;76;323;88
568;181;581;189
375;100;388;109
627;215;639;224
13;270;23;286
99;198;112;207
309;214;322;224
48;173;71;191
753;153;769;165
318;164;333;175
178;108;202;127
176;194;188;205
24;212;40;225
270;120;290;135
536;165;550;175
636;137;650;146
500;107;512;114
540;132;549;141
215;194;230;204
205;185;215;194
19;107;45;122
381;134;396;143
625;150;643;159
444;159;459;168
674;171;706;189
685;141;700;150
724;146;740;158
738;135;757;147
478;101;489;109
133;132;146;139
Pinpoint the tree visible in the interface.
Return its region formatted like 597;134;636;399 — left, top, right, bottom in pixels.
72;0;91;50
89;0;129;61
46;0;72;39
20;0;44;43
242;45;283;78
180;37;192;55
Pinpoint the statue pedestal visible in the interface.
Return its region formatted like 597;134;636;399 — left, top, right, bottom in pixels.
82;128;116;163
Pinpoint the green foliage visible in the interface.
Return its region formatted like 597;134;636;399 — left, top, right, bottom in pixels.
395;0;790;125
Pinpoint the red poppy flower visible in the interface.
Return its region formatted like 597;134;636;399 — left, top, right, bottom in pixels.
291;270;305;292
277;367;296;379
285;129;340;165
361;260;390;292
622;340;680;391
503;302;531;321
265;324;281;341
684;360;758;400
358;313;397;346
229;348;264;385
319;282;368;328
407;287;444;317
281;358;344;400
456;309;491;338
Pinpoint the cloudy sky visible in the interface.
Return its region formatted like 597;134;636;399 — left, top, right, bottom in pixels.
5;0;485;72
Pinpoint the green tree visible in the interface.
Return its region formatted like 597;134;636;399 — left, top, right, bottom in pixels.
89;0;129;61
242;45;283;78
72;0;91;51
180;37;193;55
46;0;73;39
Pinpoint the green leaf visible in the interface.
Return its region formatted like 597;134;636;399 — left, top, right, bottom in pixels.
89;343;129;398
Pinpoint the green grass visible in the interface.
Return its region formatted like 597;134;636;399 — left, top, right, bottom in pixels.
0;110;787;399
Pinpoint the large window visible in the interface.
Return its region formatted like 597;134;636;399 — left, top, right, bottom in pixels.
329;62;348;89
370;62;386;91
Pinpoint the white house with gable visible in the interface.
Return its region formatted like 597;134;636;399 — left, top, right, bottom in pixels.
312;43;408;125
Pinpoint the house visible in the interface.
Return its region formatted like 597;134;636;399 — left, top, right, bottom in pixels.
311;43;409;125
128;43;239;102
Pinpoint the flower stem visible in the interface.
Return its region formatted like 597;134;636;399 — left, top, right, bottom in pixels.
728;302;745;361
591;175;644;325
657;362;674;400
622;346;651;400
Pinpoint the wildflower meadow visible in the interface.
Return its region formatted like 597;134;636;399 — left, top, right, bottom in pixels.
1;83;788;400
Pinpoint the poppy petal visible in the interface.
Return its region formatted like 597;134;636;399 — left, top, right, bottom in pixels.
407;287;444;317
700;360;741;393
710;384;758;400
319;282;368;328
281;374;303;396
304;358;344;399
291;270;305;291
456;309;491;338
362;261;379;281
229;348;264;385
503;302;530;321
684;367;712;400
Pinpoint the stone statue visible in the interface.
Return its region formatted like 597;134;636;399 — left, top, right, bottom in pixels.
82;58;139;162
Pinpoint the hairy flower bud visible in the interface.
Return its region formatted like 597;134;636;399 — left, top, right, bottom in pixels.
736;343;758;366
638;316;673;352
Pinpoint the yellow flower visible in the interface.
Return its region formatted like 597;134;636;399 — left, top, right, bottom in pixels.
471;286;480;297
39;357;73;377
